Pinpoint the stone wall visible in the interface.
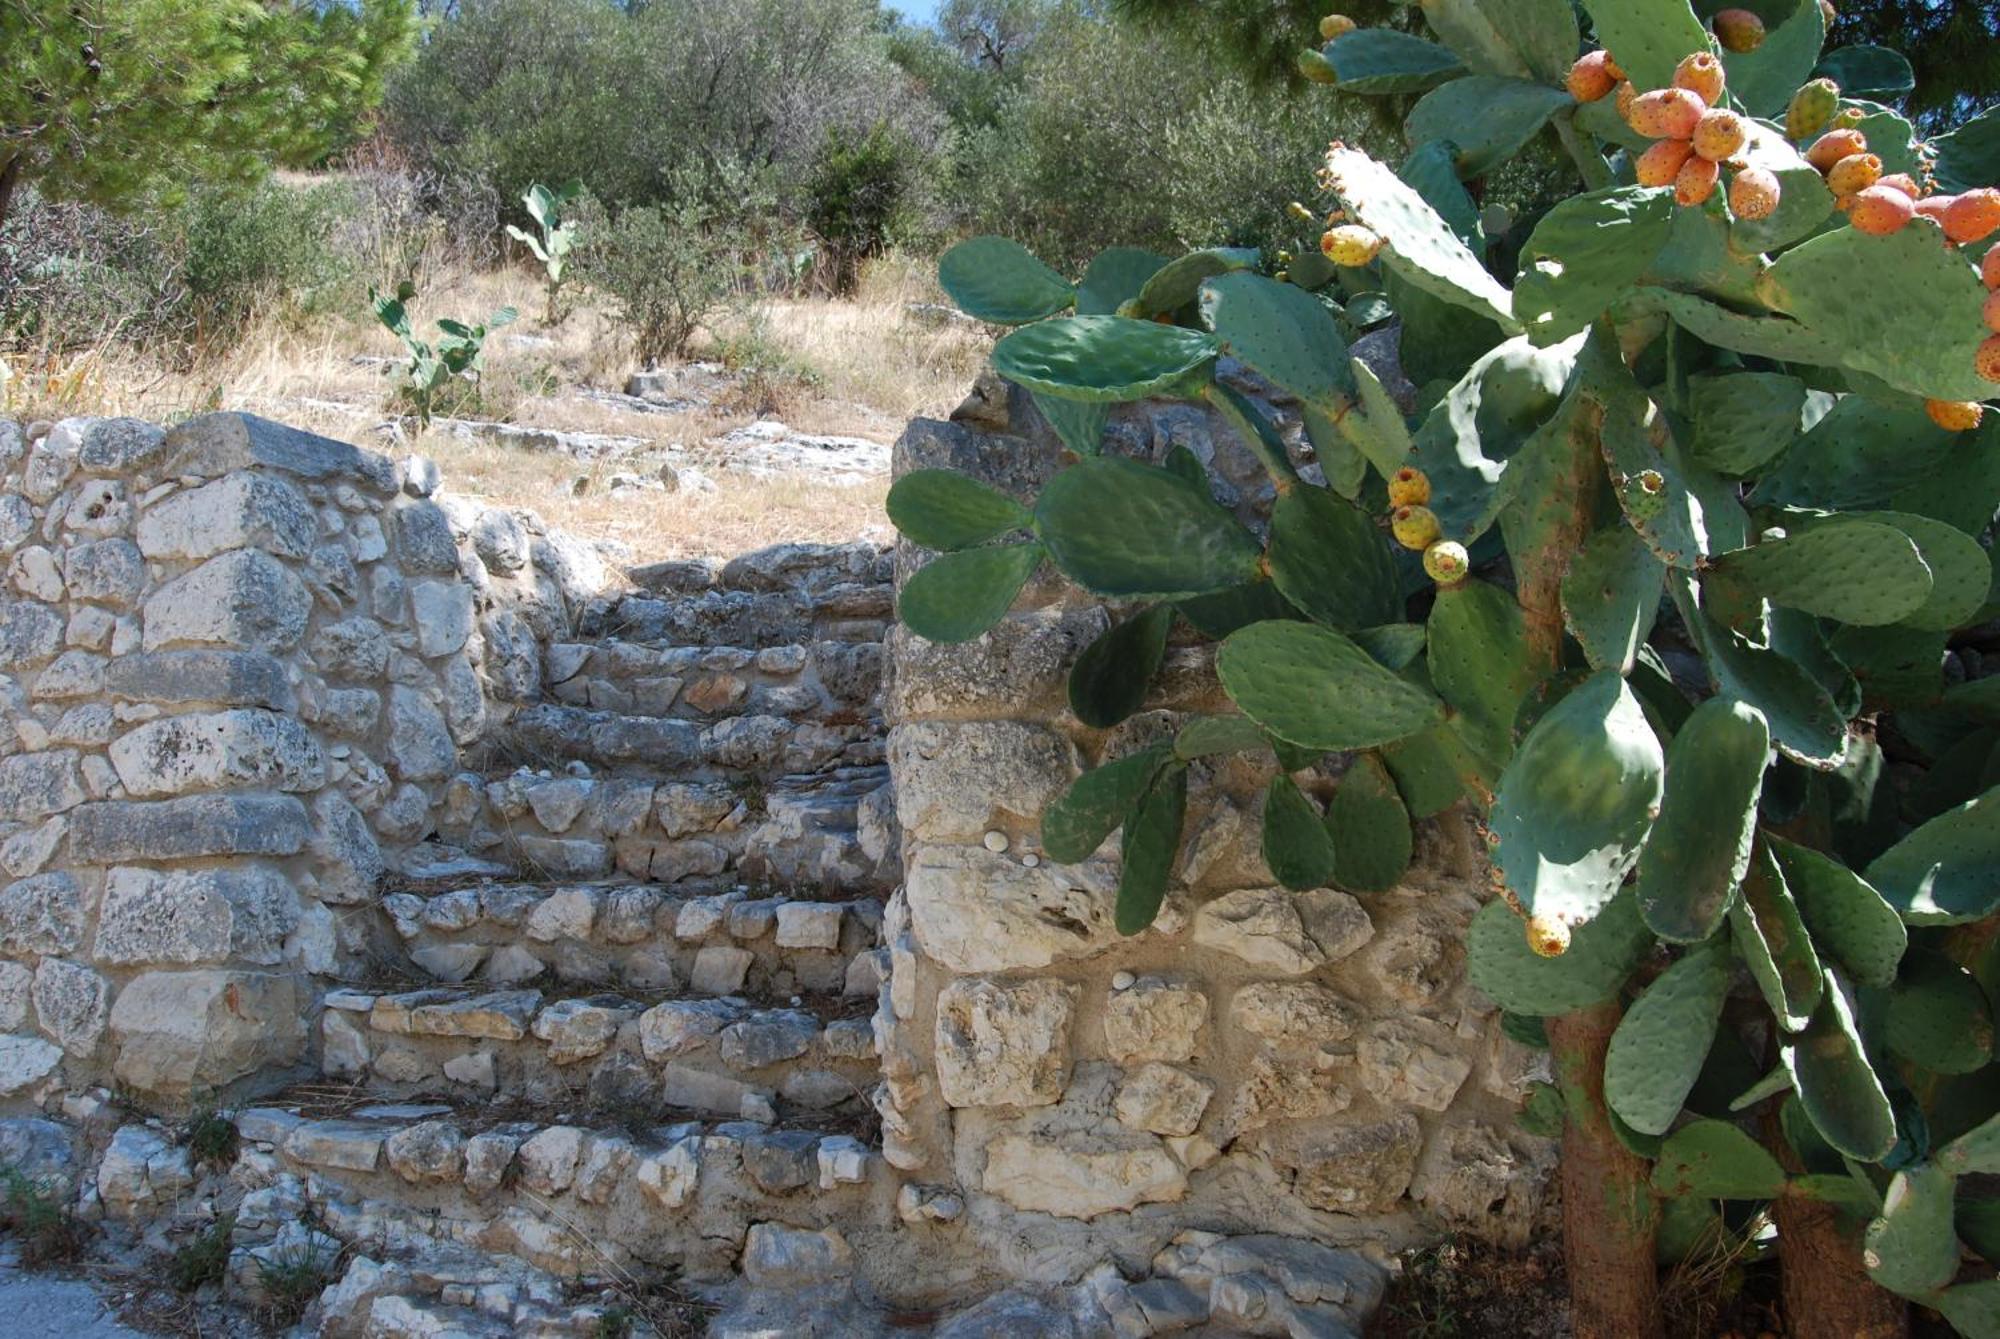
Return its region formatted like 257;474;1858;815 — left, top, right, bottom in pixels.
874;373;1557;1285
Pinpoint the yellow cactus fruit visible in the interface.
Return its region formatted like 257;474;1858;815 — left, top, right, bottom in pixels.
1786;78;1841;142
1979;335;2000;385
1825;152;1883;198
1422;539;1470;585
1391;504;1441;551
1944;189;2000;245
1832;107;1865;130
1526;915;1571;958
1672;52;1726;105
1319;13;1357;39
1729;166;1782;220
1691;108;1747;163
1676;154;1721;207
1926;400;1986;432
1636;138;1695;189
1849;184;1915;236
1387;466;1431;508
1321;224;1384;266
1714;8;1767;51
1805;128;1869;173
1567;49;1618;103
1627;87;1707;140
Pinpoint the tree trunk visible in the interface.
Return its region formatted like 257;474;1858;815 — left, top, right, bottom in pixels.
1547;1000;1664;1339
0;155;20;236
1775;1190;1907;1339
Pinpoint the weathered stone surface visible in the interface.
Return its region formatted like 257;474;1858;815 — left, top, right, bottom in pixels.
905;845;1118;974
372;990;541;1041
142;549;309;651
531;996;635;1064
574;1132;636;1204
0;961;30;1030
1413;1122;1553;1247
0;871;85;955
159;413;395;490
1229;982;1360;1047
638;998;740;1061
522;886;597;941
889;722;1077;842
284;1120;384;1172
635;1136;700;1208
93;865;297;966
0;601;63;670
108;708;325;797
383;1120;465;1184
472;509;530;574
32;958;108;1056
741;1223;853;1287
1114;1063;1213;1137
689;944;754;994
773;901;843;951
1191;886;1373;975
62;539;145;605
517;1125;585;1194
386;685;455;782
936;977;1078;1108
1223;1053;1353;1137
1279;1114;1423;1215
69;793;309;862
103;650;292;710
312;618;389;678
108;971;305;1100
1357;1018;1472;1114
1102;978;1208;1064
0;750;84;822
311;789;383;905
135;471;316;561
885;607;1105;720
981;1129;1186;1219
393;500;461;575
0;1034;63;1095
719;1009;818;1070
410;580;475;658
462;1130;520;1195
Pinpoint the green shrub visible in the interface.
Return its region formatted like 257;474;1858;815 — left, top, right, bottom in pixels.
0;1165;86;1268
168;1215;234;1293
176;180;359;343
807;124;928;297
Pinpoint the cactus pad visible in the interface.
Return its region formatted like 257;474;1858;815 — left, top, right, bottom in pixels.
1561;523;1666;674
1718;0;1825;116
1325;752;1413;891
1513;187;1676;347
1728;121;1836;256
1938;1112;2000;1176
1783;976;1898;1161
1267;483;1403;632
1068;605;1172;729
993;316;1219;404
1467;889;1651;1016
1406;77;1576;180
1650;1119;1789;1200
1884;951;1996;1075
1687;372;1810;477
1029;390;1110;457
1864;786;2000;924
1750;395;1956;512
1076;247;1170;316
1581;0;1712;91
1173;715;1272;761
1622;287;1846;366
1935;1282;2000;1339
1323;29;1466;94
1322;147;1518;329
898;543;1045;644
886;469;1032;551
1606;942;1734;1135
1766;836;1907;989
1034;457;1261;599
1598;368;1749;569
1689;609;1848;766
1427;578;1539;767
1705;521;1932;627
1201;272;1359;415
1381;723;1487;818
1731;841;1825;1031
1262;774;1338;892
1863;1163;1963;1299
937;236;1074;324
1217;620;1447;750
1410;334;1582;542
1849;511;1991;632
1042;745;1170;864
1116;765;1187;934
1127;247;1260;320
1637;700;1769;943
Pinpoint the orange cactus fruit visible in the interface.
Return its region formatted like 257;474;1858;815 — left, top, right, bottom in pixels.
1926;400;1986;432
1876;173;1921;199
1673;52;1726;104
1714;8;1767;51
1978;335;2000;385
1676;154;1721;207
1805;128;1869;173
1636;138;1696;189
1985;288;2000;335
1983;247;2000;290
1387;467;1431;508
1614;80;1638;123
1825;152;1883;198
1692;108;1747;162
1627;87;1707;140
1319;13;1357;39
1526;915;1571;958
1391;504;1441;551
1729;166;1782;220
1848;185;1916;236
1944;189;2000;245
1567;49;1617;102
1914;195;1956;227
1320;224;1383;265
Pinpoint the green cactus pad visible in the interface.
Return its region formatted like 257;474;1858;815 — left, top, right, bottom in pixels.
1763;224;1995;402
1719;0;1825;116
1322;147;1518;330
898;543;1045;644
1728;121;1837;256
1865;786;2000;924
993;316;1219;404
1728;1063;1793;1113
1406;78;1575;180
1345;356;1416;478
1501;1012;1550;1049
1606;942;1734;1136
1646;205;1766;309
1885;951;1996;1075
1705;521;1932;627
1581;0;1712;91
1689;610;1848;766
1217;620;1447;751
1962;1196;2000;1268
1618;290;1841;369
1611;1115;1662;1170
1262;774;1338;892
1687;372;1810;477
1116;765;1187;934
1637;700;1769;944
1783;977;1898;1161
1042;744;1171;864
1562;524;1666;675
1573;95;1651;153
1787;1173;1883;1210
1126;247;1261;320
1266;484;1403;632
1750;395;1956;512
1323;28;1467;93
1489;671;1665;928
1765;836;1907;989
886;469;1032;552
1650;1119;1788;1200
1817;44;1915;98
1598;369;1749;570
1731;841;1825;1031
1029;389;1110;457
1466;889;1651;1016
1201;271;1358;413
1888;418;2000;537
1933;104;2000;195
1076;247;1170;316
1863;1163;1962;1299
1400;141;1484;249
1348;623;1428;671
1935;1282;2000;1339
1176;576;1300;640
1847;511;1992;632
1417;0;1564;80
1325;752;1414;892
1067;605;1172;730
1512;187;1676;348
1938;1112;2000;1176
1410;334;1581;542
1518;1081;1565;1138
1427;578;1539;767
1829;623;1950;709
1655;1196;1725;1267
1173;715;1271;761
1034;457;1261;599
937;236;1075;325
1381;723;1485;818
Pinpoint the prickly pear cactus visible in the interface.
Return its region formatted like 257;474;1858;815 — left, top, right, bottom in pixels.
896;1;2000;1331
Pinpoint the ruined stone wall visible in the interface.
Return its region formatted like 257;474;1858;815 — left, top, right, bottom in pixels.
875;374;1557;1289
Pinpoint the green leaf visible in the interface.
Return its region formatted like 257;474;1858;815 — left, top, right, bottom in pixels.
1200;271;1356;413
1127;248;1261;320
1886;951;1995;1075
1788;1172;1881;1210
1076;247;1169;316
1513;187;1676;348
1582;0;1712;91
1783;977;1897;1161
1731;841;1825;1032
1863;1163;1960;1299
1466;889;1652;1016
886;470;1031;551
1117;765;1187;935
1651;1120;1788;1200
1865;786;2000;925
994;316;1218;404
1346;354;1416;478
1766;836;1906;989
1035;457;1261;599
1262;774;1338;891
1266;484;1402;632
1606;943;1734;1136
1326;753;1413;892
1687;372;1809;476
1323;28;1466;93
898;544;1043;644
1933;104;2000;195
1490;670;1666;930
1637;700;1769;943
1426;578;1538;768
1815;45;1915;98
1217;620;1446;751
1406;78;1576;180
1705;522;1932;627
1322;146;1517;331
1350;624;1428;671
1029;390;1111;456
1068;605;1172;730
937;236;1074;324
1561;524;1665;675
1043;745;1170;864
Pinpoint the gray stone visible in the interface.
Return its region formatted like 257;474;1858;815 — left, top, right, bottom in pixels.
635;1136;700;1208
531;996;636;1064
383;1120;465;1184
440;654;485;744
689;944;753;994
93;865;297;966
284;1120;385;1172
135;471;316;561
372;989;541;1041
0;750;84;822
599;886;661;943
574;1133;636;1204
311;789;384;905
32;959;108;1056
1281;1114;1424;1215
69;793;309;862
741;1128;819;1194
312;617;390;678
0;1034;63;1096
0;601;63;670
471;509;530;574
1103;979;1209;1065
889;721;1078;843
981;1129;1186;1220
108;708;325;797
905;845;1119;975
321;687;381;736
31;650;104;699
774;901;844;951
103;650;292;710
0;871;85;955
159;413;395;490
107;970;304;1100
524;778;591;833
62;539;145;605
1191;887;1373;975
935;977;1078;1108
638;998;741;1061
741;1223;853;1287
462;1130;519;1194
142;549;309;652
386;685;454;781
718;1009;819;1070
0;961;30;1030
516;1125;585;1194
1356;1018;1472;1113
522;886;597;941
392;500;460;574
1114;1063;1214;1137
410;580;474;658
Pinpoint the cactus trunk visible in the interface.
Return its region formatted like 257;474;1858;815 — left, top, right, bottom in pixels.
1773;1178;1908;1338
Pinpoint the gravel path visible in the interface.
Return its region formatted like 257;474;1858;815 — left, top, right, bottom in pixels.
0;1258;149;1337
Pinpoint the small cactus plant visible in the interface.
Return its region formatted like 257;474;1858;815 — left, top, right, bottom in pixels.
504;180;585;326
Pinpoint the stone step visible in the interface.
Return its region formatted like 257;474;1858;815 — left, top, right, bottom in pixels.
373;881;891;997
591;541;894;652
429;763;897;891
498;701;884;782
541;637;881;724
321;984;881;1123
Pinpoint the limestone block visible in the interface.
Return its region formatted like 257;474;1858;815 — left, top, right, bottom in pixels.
311;618;390;679
0;1034;63;1095
462;1130;520;1195
1102;978;1209;1064
0;601;63;671
637;998;741;1062
1413;1122;1553;1248
742;1129;818;1194
1279;1114;1423;1215
573;1133;636;1205
0;961;31;1031
0;497;34;554
136;471;316;561
1229;982;1360;1048
311;790;383;906
598;886;662;944
1191;886;1373;975
1114;1063;1213;1137
524;778;591;833
816;1134;871;1188
889;721;1078;843
773;901;843;950
0;750;85;822
517;1125;585;1194
635;1136;700;1208
934;978;1077;1108
69;794;309;862
322;1010;370;1078
385;685;454;782
0;871;86;956
142;549;309;652
158;413;394;492
97;1125;175;1215
108;709;325;797
371;990;540;1041
1222;1054;1352;1137
523;887;598;942
980;1129;1186;1220
884;607;1106;721
689;945;753;994
283;1120;384;1173
657;782;736;838
383;1120;465;1184
391;500;460;575
103;650;292;711
741;1223;853;1287
904;845;1118;975
718;1009;818;1070
472;510;529;574
409;580;475;659
31;650;104;700
108;970;304;1101
9;547;62;602
443;1050;496;1092
0;816;63;879
63;539;145;606
530;996;636;1064
727;897;781;941
513;835;610;879
659;1063;766;1117
32;958;108;1056
1356;1019;1472;1114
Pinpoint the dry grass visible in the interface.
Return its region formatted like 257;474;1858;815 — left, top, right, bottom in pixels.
2;252;982;562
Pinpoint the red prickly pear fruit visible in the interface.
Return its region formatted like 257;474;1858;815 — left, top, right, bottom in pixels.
1422;540;1470;585
1526;914;1571;958
1806;128;1869;173
1673;52;1726;105
1944;189;2000;245
1914;195;1955;227
1714;8;1767;51
1320;225;1383;265
1985;288;2000;335
1729;166;1782;220
1926;400;1986;432
1692;108;1747;162
1876;173;1921;199
1979;336;2000;385
1825;152;1882;197
1387;467;1431;508
1391;504;1441;551
1983;247;2000;291
1849;185;1916;236
1614;80;1638;123
1636;139;1695;189
1628;87;1707;140
1787;78;1841;142
1603;52;1626;82
1319;13;1356;39
1567;50;1617;102
1676;154;1721;207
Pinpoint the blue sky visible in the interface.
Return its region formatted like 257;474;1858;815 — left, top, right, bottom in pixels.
887;0;941;23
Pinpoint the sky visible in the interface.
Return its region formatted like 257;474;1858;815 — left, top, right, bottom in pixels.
886;0;941;23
